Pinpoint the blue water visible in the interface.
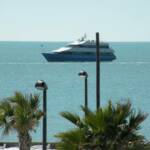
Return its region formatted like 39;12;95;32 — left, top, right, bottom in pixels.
0;41;150;142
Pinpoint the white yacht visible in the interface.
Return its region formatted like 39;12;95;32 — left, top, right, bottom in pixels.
42;35;116;62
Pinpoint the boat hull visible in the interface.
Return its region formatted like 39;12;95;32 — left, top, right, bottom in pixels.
42;53;116;62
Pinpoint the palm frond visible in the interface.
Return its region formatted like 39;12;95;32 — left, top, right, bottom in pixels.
60;112;84;128
56;128;86;150
0;92;43;135
57;100;148;150
29;94;40;110
128;110;148;131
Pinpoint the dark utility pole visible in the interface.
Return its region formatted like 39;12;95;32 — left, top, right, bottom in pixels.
96;32;100;110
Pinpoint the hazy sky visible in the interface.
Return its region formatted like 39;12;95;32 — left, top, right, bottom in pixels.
0;0;150;41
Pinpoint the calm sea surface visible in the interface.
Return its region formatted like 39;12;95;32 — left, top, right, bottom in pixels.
0;41;150;142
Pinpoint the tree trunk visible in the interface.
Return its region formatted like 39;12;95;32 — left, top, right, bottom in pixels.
18;132;31;150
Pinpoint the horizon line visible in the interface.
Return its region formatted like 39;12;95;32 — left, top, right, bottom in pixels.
0;40;150;43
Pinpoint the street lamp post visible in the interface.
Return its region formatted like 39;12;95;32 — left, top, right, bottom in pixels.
35;80;48;150
78;70;88;115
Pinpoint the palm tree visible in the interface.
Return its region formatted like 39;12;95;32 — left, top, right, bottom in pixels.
56;101;149;150
0;91;43;150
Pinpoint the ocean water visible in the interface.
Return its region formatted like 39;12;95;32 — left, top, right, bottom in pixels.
0;41;150;142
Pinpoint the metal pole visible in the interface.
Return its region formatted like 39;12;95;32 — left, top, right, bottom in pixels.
85;76;88;116
96;32;100;110
43;90;47;150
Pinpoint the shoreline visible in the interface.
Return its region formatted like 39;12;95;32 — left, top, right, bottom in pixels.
0;142;56;149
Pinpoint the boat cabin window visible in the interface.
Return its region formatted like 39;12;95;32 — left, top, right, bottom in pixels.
58;51;95;55
67;44;109;48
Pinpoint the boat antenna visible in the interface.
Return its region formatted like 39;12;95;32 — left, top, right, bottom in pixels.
84;33;87;39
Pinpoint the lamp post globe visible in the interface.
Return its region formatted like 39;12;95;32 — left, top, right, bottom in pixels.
35;80;48;91
78;70;88;78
